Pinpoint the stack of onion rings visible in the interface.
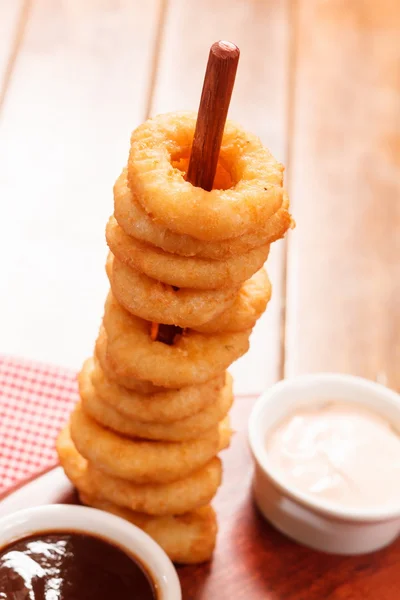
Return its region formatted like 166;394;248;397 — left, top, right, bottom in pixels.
57;111;292;563
80;361;233;441
106;216;270;290
57;427;218;563
70;403;230;484
107;254;238;328
89;357;225;422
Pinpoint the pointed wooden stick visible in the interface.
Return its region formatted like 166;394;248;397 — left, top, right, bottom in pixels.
152;40;240;344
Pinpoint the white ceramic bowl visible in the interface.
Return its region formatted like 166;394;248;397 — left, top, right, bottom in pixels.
0;504;181;599
248;373;400;555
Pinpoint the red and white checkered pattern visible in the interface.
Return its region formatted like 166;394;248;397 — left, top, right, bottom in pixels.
0;354;78;495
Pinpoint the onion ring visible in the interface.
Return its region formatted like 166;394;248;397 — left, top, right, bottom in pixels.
128;112;284;241
195;269;271;334
106;216;270;290
57;426;222;516
87;458;221;517
56;425;93;497
70;402;230;483
89;356;224;423
95;328;165;394
80;494;217;564
80;364;233;441
103;292;250;388
107;254;238;327
115;168;291;259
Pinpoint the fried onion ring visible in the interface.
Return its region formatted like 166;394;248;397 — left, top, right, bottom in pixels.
80;494;217;564
114;169;291;259
128;112;284;241
89;357;224;423
195;269;271;334
95;329;165;394
103;292;250;388
107;254;238;327
88;459;221;517
57;426;222;516
80;364;233;441
57;425;93;497
70;403;230;483
107;216;270;290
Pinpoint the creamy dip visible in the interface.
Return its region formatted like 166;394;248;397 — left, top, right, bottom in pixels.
266;402;400;509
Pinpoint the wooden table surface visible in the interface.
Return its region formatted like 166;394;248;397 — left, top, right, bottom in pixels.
0;1;399;598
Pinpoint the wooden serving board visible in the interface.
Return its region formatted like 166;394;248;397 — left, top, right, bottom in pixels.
1;395;399;600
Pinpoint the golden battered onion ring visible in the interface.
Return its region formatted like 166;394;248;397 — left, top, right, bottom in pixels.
95;329;165;394
57;426;222;516
89;357;224;423
106;217;270;290
107;254;238;327
80;365;233;441
88;458;221;516
103;292;250;388
80;494;217;564
128;112;284;241
70;403;230;483
195;269;271;334
115;168;291;259
57;425;93;497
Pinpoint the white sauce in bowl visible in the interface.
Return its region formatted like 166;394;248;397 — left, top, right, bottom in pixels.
266;402;400;509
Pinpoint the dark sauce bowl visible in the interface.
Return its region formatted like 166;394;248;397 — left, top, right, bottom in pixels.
0;504;181;599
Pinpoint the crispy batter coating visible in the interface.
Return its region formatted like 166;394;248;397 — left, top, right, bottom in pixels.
57;426;222;516
56;109;293;564
114;168;291;259
70;403;231;483
89;357;225;423
195;269;271;334
80;494;217;564
102;293;250;388
87;459;222;517
107;216;270;290
56;425;92;496
80;364;233;441
95;329;165;394
57;428;218;562
128;112;284;241
107;253;238;328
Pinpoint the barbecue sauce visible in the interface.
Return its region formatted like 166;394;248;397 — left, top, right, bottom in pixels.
0;531;157;599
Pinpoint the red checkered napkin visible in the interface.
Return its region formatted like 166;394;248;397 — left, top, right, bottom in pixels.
0;355;78;495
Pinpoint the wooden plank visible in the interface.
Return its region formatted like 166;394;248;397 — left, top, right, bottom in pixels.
151;0;291;395
0;0;26;95
0;0;162;369
285;0;400;388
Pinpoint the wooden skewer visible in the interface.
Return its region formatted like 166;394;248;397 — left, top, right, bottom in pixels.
187;40;240;190
152;40;240;344
150;322;183;345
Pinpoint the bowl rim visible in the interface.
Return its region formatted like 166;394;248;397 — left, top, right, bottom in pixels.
0;504;181;600
248;372;400;522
